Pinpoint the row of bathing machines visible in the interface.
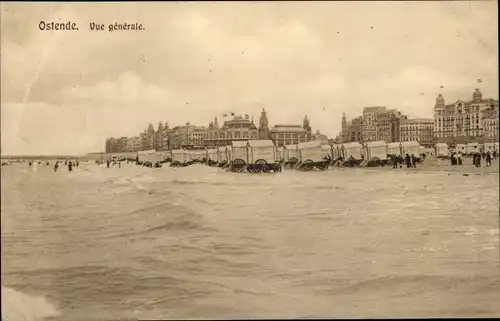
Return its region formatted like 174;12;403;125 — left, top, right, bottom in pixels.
133;140;499;173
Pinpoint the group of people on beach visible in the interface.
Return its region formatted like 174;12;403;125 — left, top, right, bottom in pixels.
472;151;493;168
392;153;419;169
449;150;495;168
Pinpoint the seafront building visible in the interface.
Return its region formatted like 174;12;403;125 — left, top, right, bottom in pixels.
105;108;316;152
400;118;434;147
269;116;313;147
169;122;206;149
203;115;258;147
433;89;499;144
106;87;498;153
337;107;409;144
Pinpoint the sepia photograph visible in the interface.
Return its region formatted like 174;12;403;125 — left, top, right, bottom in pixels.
1;1;499;320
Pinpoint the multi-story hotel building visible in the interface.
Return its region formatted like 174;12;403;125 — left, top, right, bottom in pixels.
483;107;499;140
339;108;406;143
434;89;499;143
169;122;206;149
362;106;386;142
400;118;434;147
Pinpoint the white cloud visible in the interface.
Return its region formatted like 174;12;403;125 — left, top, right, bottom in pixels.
60;72;171;106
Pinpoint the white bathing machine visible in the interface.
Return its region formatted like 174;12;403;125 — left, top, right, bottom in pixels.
207;148;218;161
189;150;206;161
298;140;324;162
483;142;496;152
247;140;276;164
137;150;162;163
321;144;333;160
226;145;233;161
363;141;388;161
387;142;402;157
231;141;249;163
419;146;434;154
341;142;363;160
171;149;186;164
455;144;466;154
217;146;228;163
331;144;341;160
466;142;480;154
283;144;298;162
276;147;284;161
495;142;500;151
435;143;449;157
400;141;420;156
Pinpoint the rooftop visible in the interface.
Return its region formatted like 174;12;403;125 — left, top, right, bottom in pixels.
248;140;275;148
401;118;434;124
270;124;307;133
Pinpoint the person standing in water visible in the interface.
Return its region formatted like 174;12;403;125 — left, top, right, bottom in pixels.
54;161;59;172
68;161;73;171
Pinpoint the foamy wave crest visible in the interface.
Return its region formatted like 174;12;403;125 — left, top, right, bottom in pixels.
1;287;60;321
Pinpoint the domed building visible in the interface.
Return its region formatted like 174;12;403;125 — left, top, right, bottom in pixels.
433;89;499;143
203;115;258;147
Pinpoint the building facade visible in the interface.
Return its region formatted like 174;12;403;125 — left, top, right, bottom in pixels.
203;115;258;147
400;118;434;147
483;107;499;141
168;122;206;149
362;106;386;142
434;89;499;144
340;113;363;143
270;125;309;147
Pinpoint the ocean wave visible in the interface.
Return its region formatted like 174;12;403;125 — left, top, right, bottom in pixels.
1;287;60;321
119;202;214;236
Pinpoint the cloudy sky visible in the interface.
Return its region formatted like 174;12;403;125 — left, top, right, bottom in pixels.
1;1;498;155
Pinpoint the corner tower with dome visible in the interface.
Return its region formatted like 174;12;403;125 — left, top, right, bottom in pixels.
433;89;499;144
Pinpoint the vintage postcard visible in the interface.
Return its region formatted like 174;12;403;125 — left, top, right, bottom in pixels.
1;1;499;320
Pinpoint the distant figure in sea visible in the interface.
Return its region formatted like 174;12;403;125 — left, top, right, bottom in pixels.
118;162;121;168
486;151;492;167
68;161;73;172
64;160;67;166
28;161;32;166
54;161;59;172
76;160;80;167
457;153;463;166
106;160;110;168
